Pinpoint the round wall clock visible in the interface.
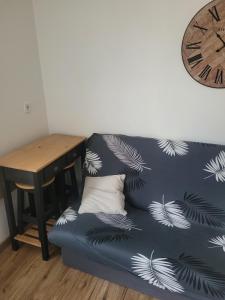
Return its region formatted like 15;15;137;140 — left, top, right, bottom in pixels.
182;0;225;88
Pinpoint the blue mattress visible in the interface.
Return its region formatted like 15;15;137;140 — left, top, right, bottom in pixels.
49;133;225;300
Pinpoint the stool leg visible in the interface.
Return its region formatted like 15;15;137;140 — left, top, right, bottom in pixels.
33;175;49;261
17;189;24;234
28;193;36;217
50;182;60;218
56;173;67;212
43;189;49;211
69;167;79;199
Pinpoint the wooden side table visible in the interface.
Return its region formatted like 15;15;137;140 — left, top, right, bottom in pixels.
0;134;86;260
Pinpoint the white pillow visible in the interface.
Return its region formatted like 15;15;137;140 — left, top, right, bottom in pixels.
78;175;127;216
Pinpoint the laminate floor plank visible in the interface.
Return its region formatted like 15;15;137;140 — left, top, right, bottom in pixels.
101;282;127;300
0;245;157;300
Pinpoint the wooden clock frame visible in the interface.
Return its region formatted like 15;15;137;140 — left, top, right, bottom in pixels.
181;0;225;88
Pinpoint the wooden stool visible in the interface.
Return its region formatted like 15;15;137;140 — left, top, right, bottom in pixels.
61;161;79;210
15;177;59;238
64;161;78;191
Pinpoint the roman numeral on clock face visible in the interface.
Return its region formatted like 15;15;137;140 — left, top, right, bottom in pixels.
208;5;220;22
193;23;208;35
186;41;202;50
199;65;212;80
188;53;203;69
215;69;223;84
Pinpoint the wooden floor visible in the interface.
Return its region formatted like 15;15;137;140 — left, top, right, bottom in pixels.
0;244;157;300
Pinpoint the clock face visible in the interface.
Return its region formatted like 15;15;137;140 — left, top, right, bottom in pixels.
182;0;225;88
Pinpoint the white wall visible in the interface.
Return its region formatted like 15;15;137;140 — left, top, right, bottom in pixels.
33;0;225;145
0;0;48;243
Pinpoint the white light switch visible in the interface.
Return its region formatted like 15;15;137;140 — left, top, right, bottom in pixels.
24;102;31;114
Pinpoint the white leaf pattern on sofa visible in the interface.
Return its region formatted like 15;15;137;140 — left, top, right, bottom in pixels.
56;207;77;225
103;135;151;172
204;151;225;182
95;213;141;231
149;195;191;229
131;251;184;293
209;236;225;252
84;148;102;175
157;139;189;157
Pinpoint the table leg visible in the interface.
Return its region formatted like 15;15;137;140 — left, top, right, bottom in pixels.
0;167;19;250
80;142;86;196
33;173;49;261
50;182;60;218
55;173;66;212
70;167;79;199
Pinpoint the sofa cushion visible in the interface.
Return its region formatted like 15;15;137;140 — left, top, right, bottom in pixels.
84;133;225;212
49;201;225;300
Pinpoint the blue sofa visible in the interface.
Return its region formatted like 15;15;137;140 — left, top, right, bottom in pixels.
49;133;225;300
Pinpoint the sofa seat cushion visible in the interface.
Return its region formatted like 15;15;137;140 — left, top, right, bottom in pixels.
49;201;225;300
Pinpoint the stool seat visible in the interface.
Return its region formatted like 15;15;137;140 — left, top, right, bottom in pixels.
64;161;75;171
15;177;55;191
